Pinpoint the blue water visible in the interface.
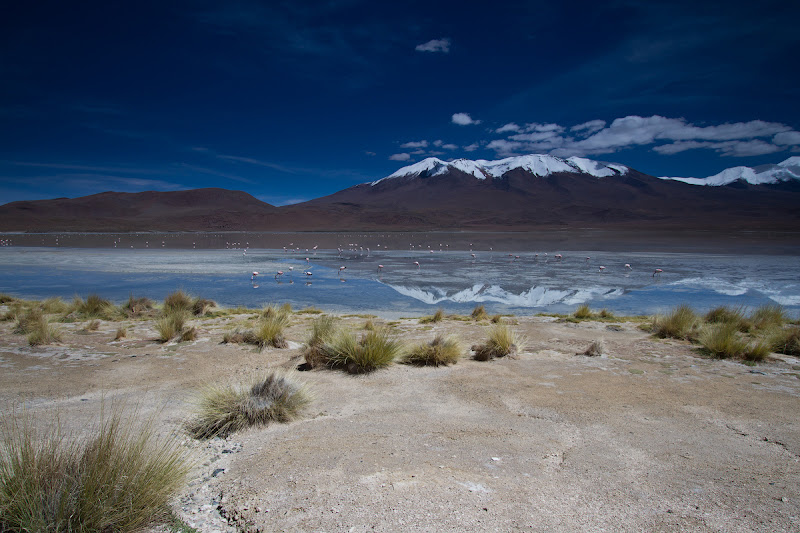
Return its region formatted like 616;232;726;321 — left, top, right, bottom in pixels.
1;247;799;318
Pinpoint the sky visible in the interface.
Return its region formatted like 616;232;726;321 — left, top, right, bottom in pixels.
1;0;799;206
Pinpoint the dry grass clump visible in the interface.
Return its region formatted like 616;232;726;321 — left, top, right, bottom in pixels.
73;293;115;319
698;322;751;359
363;319;375;330
296;307;324;315
652;304;699;340
471;305;489;321
419;308;445;324
187;372;311;439
79;319;101;333
302;315;339;369
322;328;403;373
114;326;127;340
581;339;606;357
749;303;787;331
404;335;461;366
261;303;292;319
13;307;62;346
598;308;615;319
121;294;155;318
162;290;216;317
191;298;216;317
704;305;748;331
573;304;593;319
0;408;190;532
154;311;197;343
40;297;70;315
253;314;289;349
473;325;522;361
770;326;800;355
0;293;17;304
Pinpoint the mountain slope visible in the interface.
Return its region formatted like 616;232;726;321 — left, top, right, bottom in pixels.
659;156;800;187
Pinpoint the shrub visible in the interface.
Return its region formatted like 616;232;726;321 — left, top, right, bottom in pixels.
471;305;488;321
404;335;461;366
323;328;403;373
581;339;606;357
473;325;522;361
770;326;800;355
419;308;445;324
652;304;698;340
699;322;748;358
749;303;787;331
0;408;190;532
573;304;592;319
187;372;311;439
121;294;155;318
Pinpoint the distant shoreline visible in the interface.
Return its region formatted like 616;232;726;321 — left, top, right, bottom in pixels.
2;229;800;255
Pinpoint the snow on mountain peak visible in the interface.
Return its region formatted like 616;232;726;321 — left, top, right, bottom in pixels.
659;156;800;186
372;154;629;185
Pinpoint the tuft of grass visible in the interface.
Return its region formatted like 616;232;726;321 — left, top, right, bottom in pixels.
581;339;606;357
769;326;800;355
86;319;101;331
749;303;787;331
0;293;17;304
598;308;615;319
155;311;187;343
0;407;190;532
652;304;699;340
302;315;339;369
191;298;216;317
699;322;748;358
363;319;375;331
121;294;155;318
187;372;311;439
473;325;522;361
180;326;198;342
114;326;127;341
322;328;403;374
296;307;324;315
419;308;445;324
404;335;461;366
223;329;258;345
742;339;772;363
13;307;44;334
41;297;69;315
573;304;593;319
27;321;63;347
74;293;114;319
163;290;193;315
471;305;489;321
704;305;748;331
253;313;289;349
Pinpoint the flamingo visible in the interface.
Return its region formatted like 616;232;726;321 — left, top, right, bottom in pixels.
377;264;384;273
470;253;476;259
339;266;347;277
251;271;259;280
598;266;606;272
585;256;591;263
653;268;663;278
624;264;632;270
554;254;563;261
275;270;284;280
305;257;310;265
413;261;420;269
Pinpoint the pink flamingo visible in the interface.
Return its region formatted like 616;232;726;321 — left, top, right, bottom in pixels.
653;268;663;278
275;270;284;280
251;271;259;280
585;256;591;263
554;254;563;261
624;264;632;270
598;266;606;272
305;257;310;265
470;253;476;259
413;261;420;269
339;266;347;277
377;264;384;273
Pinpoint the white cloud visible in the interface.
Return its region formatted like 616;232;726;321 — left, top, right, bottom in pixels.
441;143;459;150
653;139;782;157
774;131;800;146
496;123;521;134
400;140;428;148
463;143;480;152
452;112;480;126
389;153;411;161
433;140;443;147
415;38;451;53
571;119;606;135
523;123;564;133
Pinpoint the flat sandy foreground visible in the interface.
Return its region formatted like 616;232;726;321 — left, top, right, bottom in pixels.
1;308;799;532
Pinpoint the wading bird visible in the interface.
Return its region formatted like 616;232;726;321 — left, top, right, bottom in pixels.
413;261;420;269
653;268;663;277
275;271;284;280
377;264;384;273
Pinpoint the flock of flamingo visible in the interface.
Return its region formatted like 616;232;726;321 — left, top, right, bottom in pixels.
245;242;665;286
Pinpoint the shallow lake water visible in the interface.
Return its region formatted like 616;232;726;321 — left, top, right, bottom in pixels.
1;243;799;318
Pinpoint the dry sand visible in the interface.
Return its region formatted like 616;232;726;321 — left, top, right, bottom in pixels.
1;308;799;532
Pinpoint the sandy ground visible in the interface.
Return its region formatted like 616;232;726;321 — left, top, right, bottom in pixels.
1;308;799;532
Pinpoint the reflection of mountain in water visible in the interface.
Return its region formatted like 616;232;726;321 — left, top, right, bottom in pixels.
383;282;625;307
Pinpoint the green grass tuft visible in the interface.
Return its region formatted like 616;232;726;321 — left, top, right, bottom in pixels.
163;290;193;315
121;294;155;318
155;311;187;343
704;305;748;331
295;307;324;315
598;308;615;319
652;304;699;340
769;326;800;355
187;372;311;439
404;335;461;366
699;322;748;358
749;303;787;331
419;308;445;324
74;293;114;319
573;304;593;319
0;407;190;532
473;325;522;361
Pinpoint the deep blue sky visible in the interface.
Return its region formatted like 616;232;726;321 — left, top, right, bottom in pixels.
1;0;799;205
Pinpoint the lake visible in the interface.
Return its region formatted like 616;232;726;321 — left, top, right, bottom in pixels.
1;233;798;318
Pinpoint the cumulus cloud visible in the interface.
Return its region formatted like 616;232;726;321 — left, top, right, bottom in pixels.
389;153;411;161
415;38;451;53
400;140;428;148
487;114;796;158
496;123;521;134
463;143;480;152
452;112;480;126
441;143;459;150
774;131;800;146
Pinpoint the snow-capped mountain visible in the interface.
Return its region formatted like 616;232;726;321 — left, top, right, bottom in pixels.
660;156;800;186
373;154;628;185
